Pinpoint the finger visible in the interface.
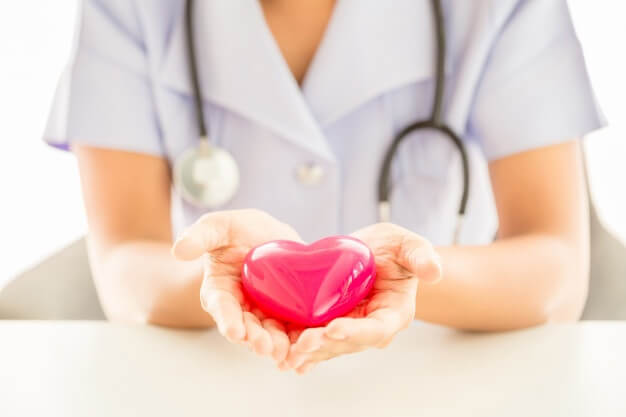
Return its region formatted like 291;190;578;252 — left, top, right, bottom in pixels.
324;317;388;347
397;239;442;283
262;318;290;363
368;306;412;331
292;327;326;353
201;289;246;343
277;360;290;372
286;328;328;369
285;349;314;370
326;307;411;348
296;361;316;375
243;312;273;356
287;338;356;369
172;212;231;260
290;348;347;370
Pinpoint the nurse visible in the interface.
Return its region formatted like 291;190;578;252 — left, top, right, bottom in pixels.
45;0;604;373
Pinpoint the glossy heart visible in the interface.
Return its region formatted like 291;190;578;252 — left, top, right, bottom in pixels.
241;236;376;327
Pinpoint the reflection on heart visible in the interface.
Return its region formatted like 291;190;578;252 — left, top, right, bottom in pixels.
241;236;376;327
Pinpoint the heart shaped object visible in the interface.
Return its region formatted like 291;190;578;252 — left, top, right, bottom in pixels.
241;236;376;327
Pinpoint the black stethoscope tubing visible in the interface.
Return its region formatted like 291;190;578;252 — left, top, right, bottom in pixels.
377;0;469;234
185;0;208;139
185;0;470;240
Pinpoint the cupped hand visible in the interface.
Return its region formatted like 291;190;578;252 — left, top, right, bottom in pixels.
172;209;301;363
283;223;442;374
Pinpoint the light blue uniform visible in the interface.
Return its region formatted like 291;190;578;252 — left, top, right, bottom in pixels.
44;0;604;244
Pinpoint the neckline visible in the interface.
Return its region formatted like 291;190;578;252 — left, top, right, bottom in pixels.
254;0;342;91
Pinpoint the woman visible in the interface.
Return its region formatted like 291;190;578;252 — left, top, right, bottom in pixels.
45;0;604;373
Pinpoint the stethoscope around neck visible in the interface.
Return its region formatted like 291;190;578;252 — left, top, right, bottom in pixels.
174;0;469;243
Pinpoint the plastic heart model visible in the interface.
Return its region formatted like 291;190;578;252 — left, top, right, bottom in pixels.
241;236;376;327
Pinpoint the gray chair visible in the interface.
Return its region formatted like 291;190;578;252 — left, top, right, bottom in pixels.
0;238;105;320
582;198;626;319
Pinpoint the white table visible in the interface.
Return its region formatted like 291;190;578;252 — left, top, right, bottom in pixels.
1;321;625;417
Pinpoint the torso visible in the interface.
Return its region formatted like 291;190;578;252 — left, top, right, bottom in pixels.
153;1;512;244
259;0;336;85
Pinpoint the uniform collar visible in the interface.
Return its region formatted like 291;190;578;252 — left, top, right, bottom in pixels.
302;0;438;126
157;0;437;162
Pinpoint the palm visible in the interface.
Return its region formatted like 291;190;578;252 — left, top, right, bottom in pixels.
313;246;419;355
215;209;302;303
346;225;423;325
173;209;301;360
283;224;439;373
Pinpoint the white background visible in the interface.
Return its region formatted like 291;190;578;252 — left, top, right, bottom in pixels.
0;1;624;284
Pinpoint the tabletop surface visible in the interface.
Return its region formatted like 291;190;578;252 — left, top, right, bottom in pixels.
1;321;625;417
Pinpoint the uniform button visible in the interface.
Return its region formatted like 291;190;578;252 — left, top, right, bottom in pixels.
296;162;325;186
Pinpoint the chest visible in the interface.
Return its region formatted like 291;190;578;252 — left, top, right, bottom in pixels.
153;0;498;244
259;0;336;85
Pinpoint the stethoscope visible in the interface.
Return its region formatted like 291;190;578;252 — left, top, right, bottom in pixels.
175;0;469;242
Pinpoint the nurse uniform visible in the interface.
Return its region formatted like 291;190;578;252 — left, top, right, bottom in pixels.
44;0;604;244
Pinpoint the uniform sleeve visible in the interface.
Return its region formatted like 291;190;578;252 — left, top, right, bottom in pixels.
43;0;164;156
468;0;606;161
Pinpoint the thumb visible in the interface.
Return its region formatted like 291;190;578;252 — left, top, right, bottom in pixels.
397;239;442;283
171;212;230;260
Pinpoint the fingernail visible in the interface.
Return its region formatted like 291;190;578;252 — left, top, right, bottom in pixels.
297;363;315;375
172;230;190;247
410;247;432;266
254;347;267;357
172;233;202;258
254;339;272;356
410;249;442;282
288;355;306;369
224;324;245;342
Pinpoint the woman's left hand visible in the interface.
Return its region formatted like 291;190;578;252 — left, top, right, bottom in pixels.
281;223;442;374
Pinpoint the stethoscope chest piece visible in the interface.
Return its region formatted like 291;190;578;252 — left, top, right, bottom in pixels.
173;138;240;208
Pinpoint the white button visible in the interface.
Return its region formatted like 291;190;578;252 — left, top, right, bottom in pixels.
296;162;325;186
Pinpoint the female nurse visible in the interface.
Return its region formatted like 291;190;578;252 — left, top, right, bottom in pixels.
44;0;604;373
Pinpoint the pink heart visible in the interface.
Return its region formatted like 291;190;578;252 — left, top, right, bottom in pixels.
241;236;376;327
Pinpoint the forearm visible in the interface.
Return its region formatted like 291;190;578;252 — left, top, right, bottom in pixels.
90;239;214;328
414;234;589;331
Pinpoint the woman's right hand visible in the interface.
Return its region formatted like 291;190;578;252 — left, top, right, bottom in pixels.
172;209;301;363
